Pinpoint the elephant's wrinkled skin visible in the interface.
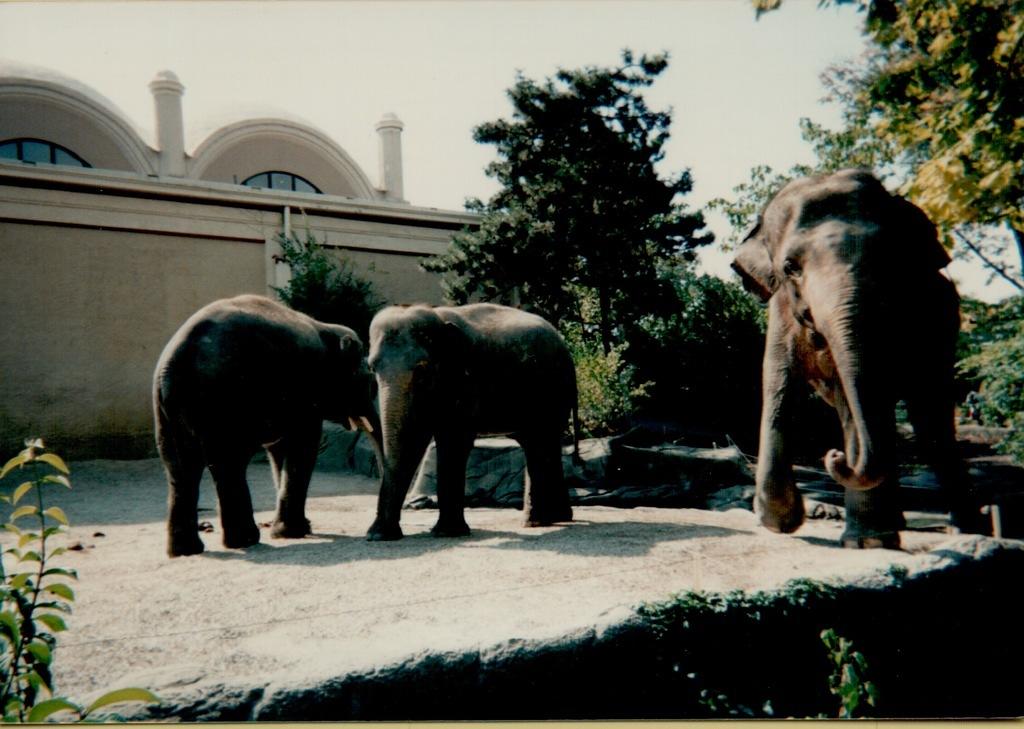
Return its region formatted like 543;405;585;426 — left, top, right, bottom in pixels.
366;303;577;541
732;169;987;549
154;295;381;557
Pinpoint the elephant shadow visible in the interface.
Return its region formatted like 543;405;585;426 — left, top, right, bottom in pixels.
198;519;752;567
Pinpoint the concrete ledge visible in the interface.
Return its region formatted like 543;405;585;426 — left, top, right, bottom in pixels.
123;536;1024;720
46;457;1024;721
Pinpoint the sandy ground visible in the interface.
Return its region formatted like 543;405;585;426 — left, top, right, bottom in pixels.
38;458;957;706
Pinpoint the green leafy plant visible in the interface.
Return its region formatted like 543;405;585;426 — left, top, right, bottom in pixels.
273;230;384;341
820;627;879;718
958;295;1024;464
563;323;648;437
0;439;158;722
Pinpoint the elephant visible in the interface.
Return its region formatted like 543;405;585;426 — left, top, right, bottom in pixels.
731;169;987;549
153;294;381;557
365;303;577;541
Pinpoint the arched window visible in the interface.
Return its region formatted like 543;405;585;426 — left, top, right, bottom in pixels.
0;138;91;168
241;171;321;194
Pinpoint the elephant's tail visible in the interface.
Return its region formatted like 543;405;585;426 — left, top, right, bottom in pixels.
570;383;582;467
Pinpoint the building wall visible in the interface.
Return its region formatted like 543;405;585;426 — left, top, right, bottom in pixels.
0;165;473;458
0;222;264;457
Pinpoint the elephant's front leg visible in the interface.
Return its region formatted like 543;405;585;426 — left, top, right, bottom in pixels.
267;419;321;539
431;432;473;537
754;313;805;534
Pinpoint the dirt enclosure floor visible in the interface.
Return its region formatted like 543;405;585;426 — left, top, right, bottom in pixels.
34;455;1000;720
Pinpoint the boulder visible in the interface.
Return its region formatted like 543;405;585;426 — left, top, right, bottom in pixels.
406;438;527;509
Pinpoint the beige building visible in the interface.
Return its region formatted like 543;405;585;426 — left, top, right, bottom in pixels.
0;62;476;458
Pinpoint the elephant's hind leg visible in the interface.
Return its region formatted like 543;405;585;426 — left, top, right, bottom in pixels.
159;419;206;558
906;394;989;535
207;451;261;549
521;430;573;527
268;421;320;539
431;433;473;537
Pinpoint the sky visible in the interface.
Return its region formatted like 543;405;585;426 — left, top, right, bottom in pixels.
0;0;1015;301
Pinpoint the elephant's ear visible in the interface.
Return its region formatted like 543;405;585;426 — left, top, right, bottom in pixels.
320;328;363;369
891;194;951;271
732;236;778;301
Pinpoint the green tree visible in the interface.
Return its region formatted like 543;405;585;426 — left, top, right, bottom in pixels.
958;295;1024;464
273;231;384;341
735;0;1024;289
425;50;713;354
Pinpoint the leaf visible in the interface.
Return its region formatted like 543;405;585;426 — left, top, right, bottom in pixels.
43;583;75;601
83;688;160;717
0;453;29;480
35;453;69;475
11;481;34;505
26;698;81;723
35;613;67;633
42;474;71;488
43;506;69;526
0;611;19;641
9;505;37;522
42;567;78;579
18;550;42;563
17;532;39;548
9;572;31;589
25;639;52;664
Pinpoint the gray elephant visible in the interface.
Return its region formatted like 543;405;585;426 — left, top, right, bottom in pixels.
153;294;381;557
732;169;987;549
365;303;577;540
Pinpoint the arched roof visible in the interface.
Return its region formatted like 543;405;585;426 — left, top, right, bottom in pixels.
189;117;378;199
0;61;156;175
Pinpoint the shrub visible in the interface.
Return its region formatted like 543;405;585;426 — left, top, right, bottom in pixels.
958;295;1024;463
821;628;879;718
273;231;384;341
1;440;158;721
622;268;767;449
562;323;649;437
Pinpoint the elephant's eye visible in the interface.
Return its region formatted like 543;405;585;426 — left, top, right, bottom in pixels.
783;258;802;278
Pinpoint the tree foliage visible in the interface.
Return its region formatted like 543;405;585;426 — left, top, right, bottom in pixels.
625;266;767;447
273;231;384;342
425;50;713;354
724;0;1024;288
958;295;1024;463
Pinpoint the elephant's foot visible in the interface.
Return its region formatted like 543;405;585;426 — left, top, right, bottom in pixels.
270;517;312;539
841;483;904;550
839;529;901;550
222;521;261;549
755;490;805;534
366;519;404;541
431;517;471;538
524;504;573;527
167;529;205;558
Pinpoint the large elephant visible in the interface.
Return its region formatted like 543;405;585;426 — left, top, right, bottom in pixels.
732;169;987;548
365;303;577;541
153;294;381;557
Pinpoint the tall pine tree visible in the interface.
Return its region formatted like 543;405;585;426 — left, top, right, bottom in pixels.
425;50;713;353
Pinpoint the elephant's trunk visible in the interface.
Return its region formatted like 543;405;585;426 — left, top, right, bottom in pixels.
816;289;889;492
376;378;432;523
